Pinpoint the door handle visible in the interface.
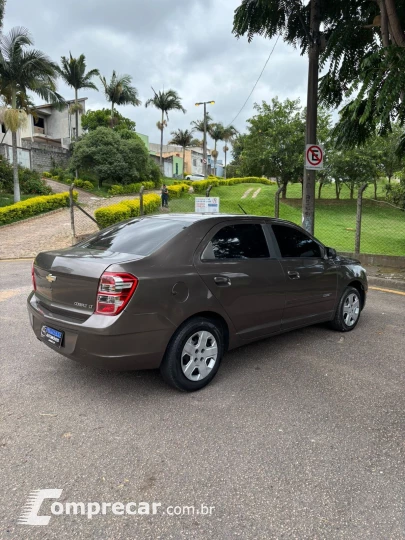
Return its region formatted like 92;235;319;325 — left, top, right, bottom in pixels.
214;276;231;286
287;271;300;280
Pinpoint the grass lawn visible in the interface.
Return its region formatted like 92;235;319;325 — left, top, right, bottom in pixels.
0;193;37;208
167;182;405;256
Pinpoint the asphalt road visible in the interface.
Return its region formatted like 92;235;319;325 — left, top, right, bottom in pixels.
1;261;404;539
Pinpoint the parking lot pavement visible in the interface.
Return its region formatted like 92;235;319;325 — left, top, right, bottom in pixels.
1;260;404;539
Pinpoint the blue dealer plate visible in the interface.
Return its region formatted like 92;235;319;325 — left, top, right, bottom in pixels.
41;325;64;348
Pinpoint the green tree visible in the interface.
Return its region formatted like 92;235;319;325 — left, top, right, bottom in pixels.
191;113;213;136
240;98;305;197
169;129;194;176
72;127;152;187
100;71;141;128
233;0;405;148
145;88;186;173
81;108;136;132
57;53;99;140
0;0;6;32
370;126;404;184
0;27;64;202
208;123;225;175
328;146;379;200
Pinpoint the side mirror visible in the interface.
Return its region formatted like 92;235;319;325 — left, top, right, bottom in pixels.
326;247;337;259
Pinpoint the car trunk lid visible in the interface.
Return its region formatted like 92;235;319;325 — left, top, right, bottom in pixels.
34;248;142;321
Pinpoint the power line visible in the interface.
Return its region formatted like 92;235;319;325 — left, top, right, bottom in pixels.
227;35;280;127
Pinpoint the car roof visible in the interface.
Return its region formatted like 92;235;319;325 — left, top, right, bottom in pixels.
145;213;298;226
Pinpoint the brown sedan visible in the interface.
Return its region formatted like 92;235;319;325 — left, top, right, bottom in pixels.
28;214;368;391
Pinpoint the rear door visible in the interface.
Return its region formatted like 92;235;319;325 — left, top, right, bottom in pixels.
268;223;338;329
194;220;286;340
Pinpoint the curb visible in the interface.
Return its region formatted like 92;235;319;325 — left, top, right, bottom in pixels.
368;276;405;293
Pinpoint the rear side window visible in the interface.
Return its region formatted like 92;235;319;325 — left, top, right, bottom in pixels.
272;224;322;258
81;218;187;256
202;224;269;260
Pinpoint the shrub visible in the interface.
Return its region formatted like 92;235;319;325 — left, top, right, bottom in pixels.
0;191;76;226
191;176;277;193
107;181;155;196
42;171;52;178
167;184;190;198
0;158;51;195
173;180;193;186
95;193;161;228
73;179;94;190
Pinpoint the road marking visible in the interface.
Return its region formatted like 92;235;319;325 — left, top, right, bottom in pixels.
369;286;405;296
252;188;261;199
241;189;253;199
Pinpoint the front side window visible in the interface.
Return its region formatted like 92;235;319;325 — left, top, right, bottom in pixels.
202;224;269;260
272;224;322;258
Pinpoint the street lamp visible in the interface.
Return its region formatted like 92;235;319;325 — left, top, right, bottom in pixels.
195;100;215;178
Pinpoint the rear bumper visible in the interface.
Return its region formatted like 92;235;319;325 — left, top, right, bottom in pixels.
27;292;175;371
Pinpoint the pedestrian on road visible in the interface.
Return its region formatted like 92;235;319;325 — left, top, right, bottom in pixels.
161;184;169;208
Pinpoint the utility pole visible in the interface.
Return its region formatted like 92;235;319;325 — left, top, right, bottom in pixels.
195;100;215;178
302;0;321;235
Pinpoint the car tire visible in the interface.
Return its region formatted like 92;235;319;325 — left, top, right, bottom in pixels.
160;317;224;391
330;286;362;332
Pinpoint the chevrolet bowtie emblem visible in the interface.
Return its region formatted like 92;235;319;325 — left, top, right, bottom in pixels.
46;274;57;283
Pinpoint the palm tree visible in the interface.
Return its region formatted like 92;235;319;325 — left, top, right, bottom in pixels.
208;122;225;176
145;88;186;173
100;71;141;128
0;27;65;202
169;129;194;177
191;113;213;136
57;53;99;140
222;125;238;179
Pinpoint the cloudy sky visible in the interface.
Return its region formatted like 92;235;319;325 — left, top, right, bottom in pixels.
4;0;309;150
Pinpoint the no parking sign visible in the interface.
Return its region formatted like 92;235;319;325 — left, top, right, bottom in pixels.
305;144;324;170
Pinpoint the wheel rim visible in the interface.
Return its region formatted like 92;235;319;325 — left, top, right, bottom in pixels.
181;330;218;381
343;292;360;327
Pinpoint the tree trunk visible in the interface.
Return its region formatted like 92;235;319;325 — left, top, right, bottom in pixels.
281;181;287;199
384;0;405;46
318;181;323;199
111;101;114;128
12;130;20;203
335;181;340;200
160;110;164;175
374;179;378;199
377;0;390;46
350;184;354;199
388;174;392;184
224;148;227;179
75;88;79;140
11;89;20;203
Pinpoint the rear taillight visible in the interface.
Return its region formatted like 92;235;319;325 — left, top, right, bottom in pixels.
32;262;37;291
95;272;138;316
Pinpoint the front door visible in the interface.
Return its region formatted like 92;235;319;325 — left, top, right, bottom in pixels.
194;221;286;340
269;223;338;330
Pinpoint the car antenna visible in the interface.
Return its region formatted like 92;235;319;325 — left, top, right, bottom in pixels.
238;204;247;215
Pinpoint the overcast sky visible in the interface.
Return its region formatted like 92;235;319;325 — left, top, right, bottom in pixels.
4;0;309;151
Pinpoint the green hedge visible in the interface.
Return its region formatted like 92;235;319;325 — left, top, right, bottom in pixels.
95;193;161;229
73;179;95;190
167;184;190;198
190;177;277;193
107;182;155;196
0;191;76;226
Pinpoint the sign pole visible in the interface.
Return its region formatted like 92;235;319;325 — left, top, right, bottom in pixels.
302;0;320;236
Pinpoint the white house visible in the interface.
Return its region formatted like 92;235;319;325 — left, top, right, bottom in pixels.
0;98;87;170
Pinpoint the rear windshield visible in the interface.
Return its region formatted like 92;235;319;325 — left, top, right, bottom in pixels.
80;218;188;256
